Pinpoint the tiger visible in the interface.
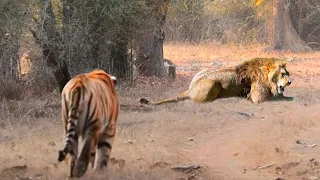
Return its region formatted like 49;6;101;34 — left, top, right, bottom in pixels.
57;70;119;177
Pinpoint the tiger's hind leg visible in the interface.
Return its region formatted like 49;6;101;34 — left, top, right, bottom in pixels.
73;133;97;177
89;138;97;168
94;119;116;170
72;119;99;177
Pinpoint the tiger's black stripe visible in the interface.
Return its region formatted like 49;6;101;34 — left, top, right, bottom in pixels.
70;87;82;112
66;139;73;147
88;104;97;123
67;128;75;134
68;119;76;126
97;142;112;149
70;113;78;119
63;96;69;119
85;93;93;122
87;119;98;129
102;132;115;138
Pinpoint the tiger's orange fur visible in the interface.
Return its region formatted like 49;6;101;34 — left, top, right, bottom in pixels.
58;70;119;177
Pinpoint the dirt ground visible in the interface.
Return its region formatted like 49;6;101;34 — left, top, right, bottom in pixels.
1;43;320;180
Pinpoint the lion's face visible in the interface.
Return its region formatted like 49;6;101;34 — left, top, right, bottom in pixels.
273;67;291;94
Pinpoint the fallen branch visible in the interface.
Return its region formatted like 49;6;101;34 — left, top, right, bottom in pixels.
232;111;253;118
306;144;317;148
252;163;276;170
295;140;317;148
171;165;200;173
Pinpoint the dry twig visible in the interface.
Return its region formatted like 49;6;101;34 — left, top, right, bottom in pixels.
171;165;201;173
252;163;276;170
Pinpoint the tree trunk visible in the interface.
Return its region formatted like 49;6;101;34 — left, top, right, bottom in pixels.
136;31;166;77
269;0;312;52
135;0;170;77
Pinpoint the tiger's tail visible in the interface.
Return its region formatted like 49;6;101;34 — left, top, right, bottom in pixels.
58;86;82;176
140;90;189;105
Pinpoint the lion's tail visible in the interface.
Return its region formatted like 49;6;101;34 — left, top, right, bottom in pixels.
140;91;189;105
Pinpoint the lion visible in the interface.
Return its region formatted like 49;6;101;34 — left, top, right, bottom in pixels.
140;58;292;105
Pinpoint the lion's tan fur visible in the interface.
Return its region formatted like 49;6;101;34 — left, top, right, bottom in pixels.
140;58;291;105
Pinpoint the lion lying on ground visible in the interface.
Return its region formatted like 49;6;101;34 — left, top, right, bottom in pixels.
140;58;292;105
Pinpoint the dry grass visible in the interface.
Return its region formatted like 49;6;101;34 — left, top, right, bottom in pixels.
1;43;320;180
164;42;320;64
0;80;25;100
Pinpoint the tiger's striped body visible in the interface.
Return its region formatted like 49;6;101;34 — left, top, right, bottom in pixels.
58;70;119;177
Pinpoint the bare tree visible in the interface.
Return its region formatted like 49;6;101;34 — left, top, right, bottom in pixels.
0;0;27;81
290;0;320;50
30;0;143;91
30;0;71;92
